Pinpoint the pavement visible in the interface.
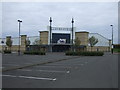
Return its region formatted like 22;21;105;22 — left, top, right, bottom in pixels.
1;52;119;88
2;52;78;72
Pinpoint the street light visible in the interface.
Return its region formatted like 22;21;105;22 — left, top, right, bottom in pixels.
1;40;4;53
18;20;22;55
71;18;74;45
110;25;113;54
71;18;74;51
49;17;52;52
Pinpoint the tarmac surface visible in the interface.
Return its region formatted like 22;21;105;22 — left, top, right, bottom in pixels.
1;52;119;88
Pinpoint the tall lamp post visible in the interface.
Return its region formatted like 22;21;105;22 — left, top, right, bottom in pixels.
110;25;113;54
18;20;22;55
71;18;74;51
1;40;4;53
49;17;52;52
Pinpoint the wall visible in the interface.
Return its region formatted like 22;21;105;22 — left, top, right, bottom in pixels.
87;46;111;52
39;31;48;45
75;31;89;46
0;35;27;52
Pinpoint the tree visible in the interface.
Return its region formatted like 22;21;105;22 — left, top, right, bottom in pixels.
74;37;81;46
89;36;98;51
6;38;12;51
25;39;31;51
25;39;31;46
33;38;42;45
33;38;43;51
74;37;81;52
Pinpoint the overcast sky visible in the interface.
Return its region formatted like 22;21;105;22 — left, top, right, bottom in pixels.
1;2;119;44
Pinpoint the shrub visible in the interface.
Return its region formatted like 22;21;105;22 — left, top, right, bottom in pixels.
65;51;104;56
4;50;11;54
24;51;46;55
113;48;120;53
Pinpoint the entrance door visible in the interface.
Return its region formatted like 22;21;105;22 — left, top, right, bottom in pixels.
52;45;70;52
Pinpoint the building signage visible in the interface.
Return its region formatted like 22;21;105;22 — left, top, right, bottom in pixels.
57;39;66;44
52;27;72;31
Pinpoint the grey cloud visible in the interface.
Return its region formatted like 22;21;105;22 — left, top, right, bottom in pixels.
2;2;118;44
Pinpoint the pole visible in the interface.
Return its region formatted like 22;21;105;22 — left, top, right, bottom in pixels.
19;22;20;55
110;25;113;54
1;40;4;54
71;18;74;51
49;17;52;52
18;20;22;55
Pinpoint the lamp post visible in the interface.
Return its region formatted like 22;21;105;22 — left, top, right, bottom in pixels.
18;20;22;55
71;18;74;51
1;40;4;53
110;25;113;54
49;17;52;52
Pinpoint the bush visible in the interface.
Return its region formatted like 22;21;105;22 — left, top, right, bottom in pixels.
65;51;104;56
113;48;120;53
4;50;11;54
24;51;46;55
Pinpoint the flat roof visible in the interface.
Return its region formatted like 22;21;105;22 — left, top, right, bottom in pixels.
39;31;48;32
75;31;89;33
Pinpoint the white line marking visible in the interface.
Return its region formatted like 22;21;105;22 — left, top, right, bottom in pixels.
2;75;56;81
73;64;84;66
37;70;70;73
3;62;18;64
24;63;33;64
45;64;73;66
18;69;32;71
3;64;20;66
80;64;84;66
45;64;69;66
67;71;70;73
36;66;72;68
85;62;88;64
18;69;70;73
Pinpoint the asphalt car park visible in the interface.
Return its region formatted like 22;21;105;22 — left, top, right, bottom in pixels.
2;52;118;88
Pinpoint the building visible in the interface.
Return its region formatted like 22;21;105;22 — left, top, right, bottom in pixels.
0;26;111;52
38;26;111;52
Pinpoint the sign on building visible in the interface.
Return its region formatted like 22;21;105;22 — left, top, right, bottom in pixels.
57;39;66;44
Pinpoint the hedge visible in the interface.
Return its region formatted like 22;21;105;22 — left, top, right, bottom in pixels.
4;50;11;54
24;51;46;55
65;51;104;56
113;48;120;53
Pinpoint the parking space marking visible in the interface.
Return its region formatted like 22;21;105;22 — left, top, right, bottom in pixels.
18;69;70;73
44;64;73;66
80;64;84;66
18;69;32;71
36;65;72;69
85;62;88;64
3;64;20;66
24;63;34;65
2;75;57;81
37;70;70;73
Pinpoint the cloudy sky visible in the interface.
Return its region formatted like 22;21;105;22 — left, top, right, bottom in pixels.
1;2;119;44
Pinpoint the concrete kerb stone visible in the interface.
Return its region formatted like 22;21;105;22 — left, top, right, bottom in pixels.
1;56;79;72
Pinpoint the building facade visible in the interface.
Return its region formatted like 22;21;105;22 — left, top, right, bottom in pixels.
0;26;111;52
